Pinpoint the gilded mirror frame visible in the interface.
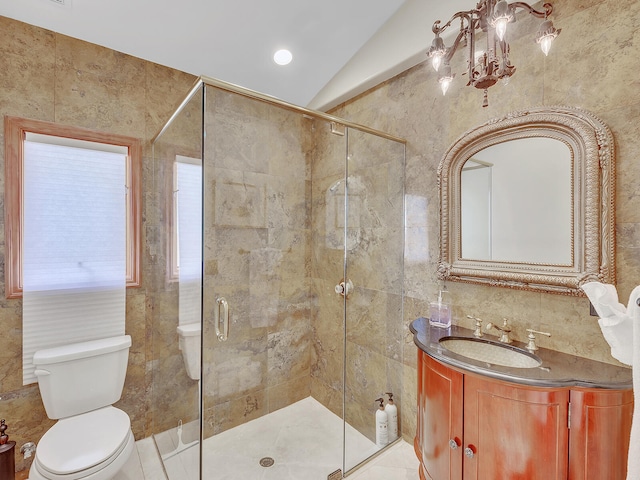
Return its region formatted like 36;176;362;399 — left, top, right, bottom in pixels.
438;106;615;295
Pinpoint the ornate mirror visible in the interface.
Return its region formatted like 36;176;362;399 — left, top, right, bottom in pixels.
438;106;615;295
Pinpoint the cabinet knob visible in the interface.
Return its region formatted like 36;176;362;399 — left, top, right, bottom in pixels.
449;439;459;450
464;447;475;459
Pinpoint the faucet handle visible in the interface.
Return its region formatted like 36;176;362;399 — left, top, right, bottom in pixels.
466;315;483;337
526;328;551;352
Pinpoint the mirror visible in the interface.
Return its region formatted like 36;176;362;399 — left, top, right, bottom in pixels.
461;137;572;264
438;106;615;295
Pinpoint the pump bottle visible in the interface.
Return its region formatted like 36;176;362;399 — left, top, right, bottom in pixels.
384;392;398;442
375;397;388;447
429;287;452;328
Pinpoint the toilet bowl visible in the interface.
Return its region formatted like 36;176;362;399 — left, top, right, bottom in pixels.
177;323;201;380
29;336;133;480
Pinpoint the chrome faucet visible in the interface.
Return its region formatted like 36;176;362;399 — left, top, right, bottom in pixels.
485;318;512;343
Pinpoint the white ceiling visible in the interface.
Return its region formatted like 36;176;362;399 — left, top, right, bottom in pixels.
0;0;469;110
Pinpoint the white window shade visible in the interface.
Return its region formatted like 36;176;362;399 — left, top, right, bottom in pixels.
22;139;126;385
176;157;202;326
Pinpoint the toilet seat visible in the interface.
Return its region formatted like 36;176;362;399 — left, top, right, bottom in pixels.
33;406;133;479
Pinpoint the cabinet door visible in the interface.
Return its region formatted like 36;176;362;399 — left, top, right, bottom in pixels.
418;351;464;480
569;388;633;480
463;373;569;480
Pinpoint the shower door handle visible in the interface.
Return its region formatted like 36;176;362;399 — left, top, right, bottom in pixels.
335;278;353;298
215;297;229;342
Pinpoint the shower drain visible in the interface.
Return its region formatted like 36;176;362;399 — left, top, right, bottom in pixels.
259;457;275;467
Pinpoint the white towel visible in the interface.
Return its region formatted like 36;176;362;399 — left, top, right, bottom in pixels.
582;282;632;365
627;285;640;480
582;282;639;480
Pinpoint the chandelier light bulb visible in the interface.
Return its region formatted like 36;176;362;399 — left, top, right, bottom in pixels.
536;19;560;56
428;35;446;71
432;54;443;72
439;63;454;96
440;78;452;95
539;35;553;55
495;17;508;41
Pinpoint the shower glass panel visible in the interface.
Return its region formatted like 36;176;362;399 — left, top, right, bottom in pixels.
151;78;405;480
343;129;405;472
151;85;203;479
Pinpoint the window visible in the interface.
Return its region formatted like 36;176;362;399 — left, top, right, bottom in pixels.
173;155;202;326
5;117;141;384
4;116;142;299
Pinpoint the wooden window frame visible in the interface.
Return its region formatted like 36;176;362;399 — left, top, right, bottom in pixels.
4;116;142;299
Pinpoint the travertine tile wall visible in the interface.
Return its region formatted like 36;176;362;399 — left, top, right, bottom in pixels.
329;0;640;442
0;15;196;472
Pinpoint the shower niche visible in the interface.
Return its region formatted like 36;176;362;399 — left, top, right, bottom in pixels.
151;77;405;479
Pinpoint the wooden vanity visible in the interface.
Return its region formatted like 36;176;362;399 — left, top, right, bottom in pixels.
411;318;633;480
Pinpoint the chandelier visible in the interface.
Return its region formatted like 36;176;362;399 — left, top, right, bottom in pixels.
427;1;560;107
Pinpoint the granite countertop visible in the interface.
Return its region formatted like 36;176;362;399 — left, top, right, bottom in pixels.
410;317;632;389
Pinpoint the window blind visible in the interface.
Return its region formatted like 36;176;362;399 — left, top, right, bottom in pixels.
175;157;202;326
22;139;127;385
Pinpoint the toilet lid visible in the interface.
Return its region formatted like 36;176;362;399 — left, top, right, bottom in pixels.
37;406;131;475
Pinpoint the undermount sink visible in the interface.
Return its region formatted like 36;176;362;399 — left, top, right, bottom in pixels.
439;336;542;369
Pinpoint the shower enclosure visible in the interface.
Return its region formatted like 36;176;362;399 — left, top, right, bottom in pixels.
151;77;405;479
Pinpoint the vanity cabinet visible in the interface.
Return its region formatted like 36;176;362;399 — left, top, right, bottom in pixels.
568;388;633;479
416;351;633;480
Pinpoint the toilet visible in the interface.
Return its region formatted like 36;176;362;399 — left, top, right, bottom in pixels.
177;323;201;380
29;336;134;480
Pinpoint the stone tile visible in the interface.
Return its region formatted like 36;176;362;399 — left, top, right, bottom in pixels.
266;375;311;413
53;42;147;136
0;51;55;122
267;317;310;387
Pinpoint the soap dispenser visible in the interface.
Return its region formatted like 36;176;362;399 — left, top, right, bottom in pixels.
375;397;388;447
429;285;452;328
384;392;398;442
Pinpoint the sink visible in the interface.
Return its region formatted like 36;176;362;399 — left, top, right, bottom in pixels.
439;336;542;369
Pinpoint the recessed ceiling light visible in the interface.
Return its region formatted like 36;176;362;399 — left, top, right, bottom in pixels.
273;49;293;66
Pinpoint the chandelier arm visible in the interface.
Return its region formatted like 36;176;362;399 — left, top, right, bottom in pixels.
508;1;553;18
432;10;476;36
444;28;472;63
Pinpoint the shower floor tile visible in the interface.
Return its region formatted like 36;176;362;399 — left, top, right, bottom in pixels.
202;397;379;479
115;396;419;480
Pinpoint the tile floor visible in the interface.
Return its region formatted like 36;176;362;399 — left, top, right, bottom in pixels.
114;397;420;480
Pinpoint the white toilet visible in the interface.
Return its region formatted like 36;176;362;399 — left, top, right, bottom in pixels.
177;323;201;380
29;335;135;480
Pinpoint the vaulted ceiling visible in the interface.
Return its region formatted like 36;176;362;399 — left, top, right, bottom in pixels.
0;0;468;110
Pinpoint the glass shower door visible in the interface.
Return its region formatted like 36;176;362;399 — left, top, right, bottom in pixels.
343;128;405;473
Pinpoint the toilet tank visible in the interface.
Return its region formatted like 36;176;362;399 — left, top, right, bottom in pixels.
33;335;131;419
177;323;201;381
